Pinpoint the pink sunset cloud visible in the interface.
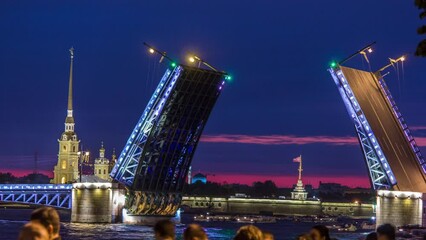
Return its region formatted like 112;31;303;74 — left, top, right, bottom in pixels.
200;134;358;146
200;134;426;147
411;126;426;131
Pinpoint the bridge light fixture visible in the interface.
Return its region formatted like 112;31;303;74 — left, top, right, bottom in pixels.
170;62;177;68
148;48;155;54
367;47;373;53
189;56;195;63
400;56;405;61
330;61;338;68
225;75;232;81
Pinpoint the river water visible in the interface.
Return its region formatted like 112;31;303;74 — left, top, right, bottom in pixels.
0;209;368;239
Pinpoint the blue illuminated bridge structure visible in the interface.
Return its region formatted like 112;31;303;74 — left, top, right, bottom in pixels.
109;63;227;216
0;184;72;209
329;63;426;192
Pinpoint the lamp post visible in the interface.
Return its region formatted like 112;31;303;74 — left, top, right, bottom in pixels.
77;151;90;182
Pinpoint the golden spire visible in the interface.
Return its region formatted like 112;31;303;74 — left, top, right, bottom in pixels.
68;47;74;112
65;47;75;132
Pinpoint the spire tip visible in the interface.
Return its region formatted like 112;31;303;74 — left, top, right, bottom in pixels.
69;47;74;59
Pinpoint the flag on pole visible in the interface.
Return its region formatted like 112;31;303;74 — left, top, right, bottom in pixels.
293;155;301;163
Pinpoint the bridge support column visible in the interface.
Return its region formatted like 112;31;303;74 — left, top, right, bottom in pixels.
71;182;125;223
376;190;423;227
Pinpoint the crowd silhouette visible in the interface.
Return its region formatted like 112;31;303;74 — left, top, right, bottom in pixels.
18;207;397;240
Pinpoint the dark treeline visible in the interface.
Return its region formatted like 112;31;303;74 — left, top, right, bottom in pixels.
184;180;375;203
0;172;51;184
415;0;426;56
184;180;285;198
0;173;375;203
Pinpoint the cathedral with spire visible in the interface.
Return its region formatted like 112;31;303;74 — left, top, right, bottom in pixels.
51;48;117;184
52;48;80;184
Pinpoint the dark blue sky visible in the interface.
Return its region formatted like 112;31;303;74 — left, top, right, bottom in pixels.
1;1;425;187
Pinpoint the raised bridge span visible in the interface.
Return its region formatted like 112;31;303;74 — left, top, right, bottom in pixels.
329;65;426;192
329;61;426;227
109;64;227;216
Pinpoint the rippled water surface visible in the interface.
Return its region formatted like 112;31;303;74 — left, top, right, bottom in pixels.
0;209;367;239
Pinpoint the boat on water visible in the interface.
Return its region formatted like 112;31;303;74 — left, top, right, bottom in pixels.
193;214;233;222
193;214;276;223
326;223;358;232
360;221;375;230
235;215;276;224
193;214;210;222
337;224;357;232
293;215;337;223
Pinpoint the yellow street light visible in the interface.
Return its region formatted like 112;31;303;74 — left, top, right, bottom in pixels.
149;48;155;54
189;56;195;63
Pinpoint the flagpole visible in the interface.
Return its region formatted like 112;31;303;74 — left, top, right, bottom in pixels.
298;155;302;180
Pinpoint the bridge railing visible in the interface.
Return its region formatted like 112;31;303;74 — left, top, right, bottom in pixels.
0;184;72;209
377;77;426;172
0;184;72;190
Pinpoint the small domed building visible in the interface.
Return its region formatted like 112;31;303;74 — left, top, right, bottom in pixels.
192;173;207;184
94;142;110;181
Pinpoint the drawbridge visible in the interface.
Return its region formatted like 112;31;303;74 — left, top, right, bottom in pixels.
329;51;426;192
110;45;228;215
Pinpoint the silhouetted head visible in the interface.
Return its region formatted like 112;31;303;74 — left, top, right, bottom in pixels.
297;234;313;240
183;224;208;240
19;221;50;240
263;231;274;240
233;225;263;240
366;232;377;240
30;207;60;240
154;220;175;240
309;225;330;240
376;224;395;240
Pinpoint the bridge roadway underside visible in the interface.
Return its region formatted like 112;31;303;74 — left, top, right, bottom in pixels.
341;66;426;192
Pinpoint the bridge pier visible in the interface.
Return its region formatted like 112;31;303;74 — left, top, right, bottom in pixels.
71;182;125;223
376;190;424;227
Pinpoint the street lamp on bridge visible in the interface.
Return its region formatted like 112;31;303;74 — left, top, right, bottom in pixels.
77;151;90;183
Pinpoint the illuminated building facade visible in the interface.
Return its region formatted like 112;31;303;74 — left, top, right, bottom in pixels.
94;142;110;181
52;48;80;184
291;156;307;200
